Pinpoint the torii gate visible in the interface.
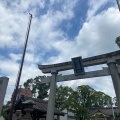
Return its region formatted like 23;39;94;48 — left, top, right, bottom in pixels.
38;50;120;120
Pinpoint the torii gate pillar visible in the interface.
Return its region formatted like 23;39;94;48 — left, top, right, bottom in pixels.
46;71;58;120
107;59;120;108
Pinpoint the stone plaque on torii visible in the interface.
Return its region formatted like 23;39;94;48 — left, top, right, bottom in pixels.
38;50;120;120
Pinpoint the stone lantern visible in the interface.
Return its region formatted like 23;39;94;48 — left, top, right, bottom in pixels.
12;110;22;120
22;99;35;120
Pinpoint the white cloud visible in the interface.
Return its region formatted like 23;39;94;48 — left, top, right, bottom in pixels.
9;53;21;62
0;0;78;51
48;7;120;98
44;7;120;65
0;3;28;48
0;57;19;77
87;0;112;20
0;53;43;102
76;7;119;55
0;0;79;103
0;0;120;103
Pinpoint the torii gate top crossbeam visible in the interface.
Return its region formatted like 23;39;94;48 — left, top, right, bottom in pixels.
38;50;120;73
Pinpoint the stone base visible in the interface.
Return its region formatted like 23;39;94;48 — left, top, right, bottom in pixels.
21;113;32;120
0;116;5;120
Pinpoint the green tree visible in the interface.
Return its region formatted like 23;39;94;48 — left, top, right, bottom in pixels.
69;85;95;120
55;86;73;110
55;86;73;119
91;91;112;107
116;36;120;48
76;85;95;108
2;103;11;120
24;76;50;99
66;85;112;120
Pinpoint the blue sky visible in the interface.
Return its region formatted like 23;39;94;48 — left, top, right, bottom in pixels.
0;0;120;103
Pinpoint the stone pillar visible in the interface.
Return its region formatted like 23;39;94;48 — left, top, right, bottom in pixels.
46;70;58;120
0;77;9;116
21;109;32;120
12;110;22;120
57;115;60;120
107;59;120;108
0;116;5;120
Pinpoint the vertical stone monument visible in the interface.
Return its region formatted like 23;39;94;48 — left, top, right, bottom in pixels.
0;77;9;117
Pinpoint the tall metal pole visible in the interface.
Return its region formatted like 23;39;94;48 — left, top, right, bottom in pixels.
116;0;120;12
8;13;32;120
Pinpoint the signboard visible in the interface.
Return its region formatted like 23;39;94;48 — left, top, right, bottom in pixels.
0;77;9;116
72;57;85;76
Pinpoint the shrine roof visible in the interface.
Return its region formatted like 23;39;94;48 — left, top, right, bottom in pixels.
89;107;119;116
15;95;65;116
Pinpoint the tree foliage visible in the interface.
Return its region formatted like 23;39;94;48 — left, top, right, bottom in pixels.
2;103;10;120
68;85;95;119
55;85;73;111
91;91;112;107
24;76;50;99
116;36;120;48
55;85;112;119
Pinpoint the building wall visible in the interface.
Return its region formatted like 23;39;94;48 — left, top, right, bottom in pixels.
19;86;32;97
90;112;112;120
11;86;33;101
